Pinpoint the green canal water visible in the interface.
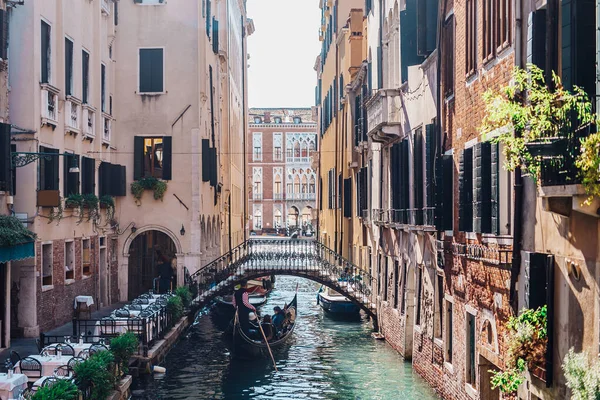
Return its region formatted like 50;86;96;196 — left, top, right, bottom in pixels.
131;276;440;399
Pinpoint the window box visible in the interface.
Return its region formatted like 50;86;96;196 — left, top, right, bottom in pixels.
40;84;60;128
37;190;60;207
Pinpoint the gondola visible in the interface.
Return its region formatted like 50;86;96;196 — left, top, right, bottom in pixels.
232;294;297;359
214;277;273;315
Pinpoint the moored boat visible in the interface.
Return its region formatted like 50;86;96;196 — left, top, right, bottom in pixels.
232;294;297;359
317;286;360;315
215;276;273;313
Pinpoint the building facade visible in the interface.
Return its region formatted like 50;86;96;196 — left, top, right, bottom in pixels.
247;108;317;233
2;0;251;339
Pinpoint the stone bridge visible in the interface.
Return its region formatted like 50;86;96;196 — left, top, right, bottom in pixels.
185;238;377;325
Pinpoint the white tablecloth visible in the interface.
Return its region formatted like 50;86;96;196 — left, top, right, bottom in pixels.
73;295;94;309
16;355;73;379
32;375;70;391
0;373;27;400
43;342;92;357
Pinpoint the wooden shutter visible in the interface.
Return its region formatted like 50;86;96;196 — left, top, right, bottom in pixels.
151;49;164;92
473;144;483;232
0;10;6;60
458;148;473;232
425;123;436;208
99;162;109;197
82;157;95;195
63;153;80;196
417;0;438;56
491;143;500;235
41;21;50;84
319;176;323;211
116;165;127;197
531;10;546;70
441;155;453;230
562;0;595;93
133;136;144;181
161;136;172;180
101;64;106;112
473;143;492;233
400;0;424;83
377;46;383;89
82;50;89;103
206;0;212;37
65;39;73;96
209;147;218;187
212;18;219;54
401;140;410;217
139;49;163;93
343;178;352;218
202;139;210;182
0;123;10;192
209;66;216;145
414;130;424;224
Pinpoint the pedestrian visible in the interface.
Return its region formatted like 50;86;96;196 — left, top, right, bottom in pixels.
157;251;174;294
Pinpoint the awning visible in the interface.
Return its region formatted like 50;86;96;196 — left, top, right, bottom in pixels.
0;241;34;263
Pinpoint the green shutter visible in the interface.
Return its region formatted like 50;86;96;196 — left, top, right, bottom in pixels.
212;18;219;54
425;123;436;208
202;139;210;182
531;10;547;70
133;137;144;181
441;155;453;230
117;165;127;197
0;122;10;192
41;21;50;84
400;0;424;83
343;178;352;218
161;136;172;180
491;143;500;235
414;130;424;224
401;140;410;216
473;143;492;233
209;147;218;187
99;162;108;197
82;157;95;195
82;50;89;103
458;148;473;232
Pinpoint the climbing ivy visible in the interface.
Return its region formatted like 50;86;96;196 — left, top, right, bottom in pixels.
0;215;36;247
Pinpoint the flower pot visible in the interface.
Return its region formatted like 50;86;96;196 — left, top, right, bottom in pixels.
525;138;568;157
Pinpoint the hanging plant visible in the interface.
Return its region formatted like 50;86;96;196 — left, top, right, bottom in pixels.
100;195;116;221
48;201;64;224
490;305;547;394
130;177;168;205
0;215;37;247
575;132;600;205
65;193;84;209
480;64;599;190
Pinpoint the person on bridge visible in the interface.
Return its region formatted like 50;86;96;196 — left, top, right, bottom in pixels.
233;280;257;333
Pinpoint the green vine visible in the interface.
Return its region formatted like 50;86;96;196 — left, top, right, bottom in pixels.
481;64;599;197
490;305;548;394
130;177;168;204
0;215;36;247
48;201;64;224
100;195;116;221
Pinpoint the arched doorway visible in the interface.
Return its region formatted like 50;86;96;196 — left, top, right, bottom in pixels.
288;206;299;228
127;230;177;300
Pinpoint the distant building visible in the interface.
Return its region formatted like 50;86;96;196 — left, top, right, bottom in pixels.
247;108;317;234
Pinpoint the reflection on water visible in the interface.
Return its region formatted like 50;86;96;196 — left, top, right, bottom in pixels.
131;277;439;399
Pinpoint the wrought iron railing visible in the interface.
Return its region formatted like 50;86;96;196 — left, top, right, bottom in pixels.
186;239;377;320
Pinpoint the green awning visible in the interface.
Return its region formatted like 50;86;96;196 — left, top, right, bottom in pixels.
0;241;34;263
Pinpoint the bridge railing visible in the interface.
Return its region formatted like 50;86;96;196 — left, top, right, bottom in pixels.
186;238;377;316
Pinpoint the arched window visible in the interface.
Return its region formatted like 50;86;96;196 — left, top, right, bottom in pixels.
294;175;300;194
294;141;301;158
274;208;282;228
309;176;316;193
301;175;308;194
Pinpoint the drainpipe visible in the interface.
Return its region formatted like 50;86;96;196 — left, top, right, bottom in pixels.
241;16;248;244
335;42;340;254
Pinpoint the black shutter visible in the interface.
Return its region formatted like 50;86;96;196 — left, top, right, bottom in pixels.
139;49;163;93
561;0;595;94
114;1;119;25
116;165;127;197
473;143;492;233
101;64;106;112
162;136;172;180
319;176;323;211
10;144;15;195
206;0;212;37
41;21;50;84
82;157;95;195
441;155;453;230
343;178;352;218
531;10;546;71
0;10;6;60
39;147;59;191
377;46;383;89
99;162;109;197
209;66;216;145
491;143;500;235
65;39;73;96
400;0;424;83
209;147;218;187
63;153;80;196
82;50;89;103
212;18;219;54
202;139;210;182
401;140;409;220
152;49;164;92
458;148;473;232
417;0;438;56
133;136;144;181
356;171;361;217
0;123;10;192
414;130;424;225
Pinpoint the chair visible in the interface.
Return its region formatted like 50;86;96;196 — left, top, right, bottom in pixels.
35;338;43;353
18;387;33;400
138;293;152;299
41;343;75;356
127;304;143;311
78;349;90;359
54;365;72;378
114;309;130;318
9;350;21;366
67;356;85;370
132;298;149;305
89;344;108;355
41;376;59;387
18;357;42;380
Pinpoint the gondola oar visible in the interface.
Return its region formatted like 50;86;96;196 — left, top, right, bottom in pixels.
257;320;278;372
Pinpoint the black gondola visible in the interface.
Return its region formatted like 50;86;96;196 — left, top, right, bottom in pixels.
232;294;297;358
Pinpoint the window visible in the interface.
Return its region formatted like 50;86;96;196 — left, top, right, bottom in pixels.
65;38;73;95
41;20;51;84
253;167;262;199
252;133;262;161
483;0;513;61
42;243;53;286
139;48;164;93
293;116;302;124
82;50;89;104
327;169;336;209
459;147;474;232
274;208;282;228
101;63;106;112
497;0;512;48
435;275;444;339
273;133;282;160
445;300;453;363
81;156;96;195
65;241;75;281
133;136;173;180
393;260;400;308
63;153;80;196
443;15;454;96
466;312;476;386
415;265;423;325
465;0;477;76
82;238;91;277
383;257;389;301
39;146;59;191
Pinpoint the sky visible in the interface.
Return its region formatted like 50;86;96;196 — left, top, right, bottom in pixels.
246;0;322;108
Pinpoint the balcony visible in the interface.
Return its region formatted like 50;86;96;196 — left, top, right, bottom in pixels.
253;192;263;200
102;114;111;145
41;84;59;128
365;88;403;144
101;0;111;15
65;97;81;135
274;193;283;200
82;106;96;140
286;193;316;201
372;209;389;225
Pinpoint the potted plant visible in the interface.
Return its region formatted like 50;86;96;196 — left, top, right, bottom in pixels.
65;193;83;209
73;350;116;400
109;332;139;376
130;176;168;205
31;379;79;400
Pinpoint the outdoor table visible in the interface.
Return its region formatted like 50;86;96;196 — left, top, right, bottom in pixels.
74;296;94;319
16;355;73;379
0;373;27;400
43;342;92;356
31;375;70;392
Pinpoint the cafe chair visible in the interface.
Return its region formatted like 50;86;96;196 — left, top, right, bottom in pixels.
9;350;21;366
41;376;59;387
78;349;90;359
19;357;42;380
89;344;108;355
67;357;85;370
54;365;72;378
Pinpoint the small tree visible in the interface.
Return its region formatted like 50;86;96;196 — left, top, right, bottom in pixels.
109;332;139;375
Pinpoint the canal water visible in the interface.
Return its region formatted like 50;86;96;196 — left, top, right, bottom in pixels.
131;276;439;399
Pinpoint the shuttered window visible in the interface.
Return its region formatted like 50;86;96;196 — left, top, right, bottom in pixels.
417;0;438;56
212;18;219;54
337;174;342;209
400;140;410;218
436;154;454;230
491;143;500;235
205;0;212;37
343;178;352;218
81;156;96;195
530;10;546;71
133;136;173;181
425;123;437;208
82;50;89;104
443;16;455;97
0;9;8;60
465;0;477;76
139;48;164;93
0;123;11;192
65;38;74;96
473;143;492;233
458;148;473;232
63;153;80;196
101;64;106;112
400;0;424;83
99;162;127;197
39;146;59;191
41;20;51;84
414;128;424;225
561;0;595;96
